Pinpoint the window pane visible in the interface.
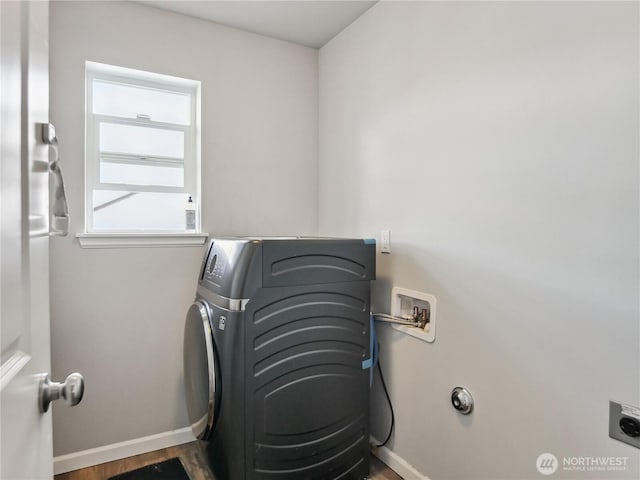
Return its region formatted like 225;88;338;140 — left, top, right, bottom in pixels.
100;123;184;159
100;158;184;187
93;190;193;231
93;80;191;125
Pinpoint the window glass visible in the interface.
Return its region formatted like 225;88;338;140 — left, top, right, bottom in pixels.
99;123;184;159
99;159;184;187
93;80;191;125
92;190;190;231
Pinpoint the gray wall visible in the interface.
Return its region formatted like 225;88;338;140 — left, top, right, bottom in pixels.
49;1;318;456
318;2;639;479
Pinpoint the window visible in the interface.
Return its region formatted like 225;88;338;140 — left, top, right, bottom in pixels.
85;62;201;233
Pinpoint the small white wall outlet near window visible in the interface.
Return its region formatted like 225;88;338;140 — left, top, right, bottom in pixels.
390;287;437;343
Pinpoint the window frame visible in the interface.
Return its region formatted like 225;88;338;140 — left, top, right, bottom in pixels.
84;62;201;234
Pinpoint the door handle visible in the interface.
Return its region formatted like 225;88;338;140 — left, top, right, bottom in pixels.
41;123;69;236
39;372;85;413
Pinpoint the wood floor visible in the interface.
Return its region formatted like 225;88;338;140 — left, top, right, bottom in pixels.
54;441;403;480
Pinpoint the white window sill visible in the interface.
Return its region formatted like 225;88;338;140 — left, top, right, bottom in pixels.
76;232;209;249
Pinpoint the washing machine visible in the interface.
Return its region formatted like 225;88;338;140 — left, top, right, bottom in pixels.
183;237;376;480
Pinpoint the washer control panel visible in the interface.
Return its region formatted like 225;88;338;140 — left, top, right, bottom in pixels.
203;249;228;285
199;239;258;297
206;253;226;282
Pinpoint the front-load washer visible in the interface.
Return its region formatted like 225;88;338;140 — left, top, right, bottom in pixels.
183;237;376;480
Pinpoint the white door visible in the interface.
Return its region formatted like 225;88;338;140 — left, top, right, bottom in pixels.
0;1;56;478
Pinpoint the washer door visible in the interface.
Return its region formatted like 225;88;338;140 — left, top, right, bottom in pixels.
183;301;219;440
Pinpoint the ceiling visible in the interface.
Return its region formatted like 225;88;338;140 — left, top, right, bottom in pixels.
135;1;377;48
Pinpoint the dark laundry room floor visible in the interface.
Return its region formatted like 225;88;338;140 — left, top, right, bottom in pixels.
54;441;403;480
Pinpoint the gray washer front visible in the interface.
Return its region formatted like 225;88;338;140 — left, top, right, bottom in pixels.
183;237;375;480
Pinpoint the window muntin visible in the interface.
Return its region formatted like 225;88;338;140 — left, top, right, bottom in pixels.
85;62;200;233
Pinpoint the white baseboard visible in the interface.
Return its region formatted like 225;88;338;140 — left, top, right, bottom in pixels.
371;436;430;480
53;427;196;475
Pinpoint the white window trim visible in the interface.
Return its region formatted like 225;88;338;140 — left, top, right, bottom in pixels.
76;232;208;249
83;62;203;244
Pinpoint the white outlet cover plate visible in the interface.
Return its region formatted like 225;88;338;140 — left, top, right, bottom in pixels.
390;287;436;343
381;230;391;253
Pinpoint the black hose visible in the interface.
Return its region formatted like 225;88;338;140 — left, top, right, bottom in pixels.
375;359;394;448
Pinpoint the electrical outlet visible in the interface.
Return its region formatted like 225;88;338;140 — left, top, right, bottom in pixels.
609;401;640;449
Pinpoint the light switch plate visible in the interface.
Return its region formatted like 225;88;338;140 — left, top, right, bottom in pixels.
381;230;391;254
609;401;640;449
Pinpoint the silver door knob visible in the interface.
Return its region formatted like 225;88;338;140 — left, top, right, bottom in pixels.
39;372;84;413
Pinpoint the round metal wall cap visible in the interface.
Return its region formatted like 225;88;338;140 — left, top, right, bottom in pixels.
451;387;474;415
